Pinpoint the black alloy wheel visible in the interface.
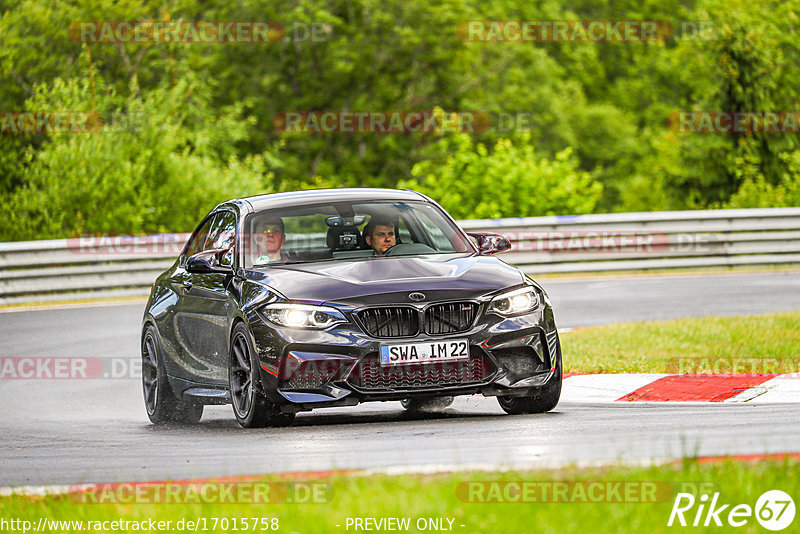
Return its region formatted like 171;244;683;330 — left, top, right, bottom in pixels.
497;337;562;415
141;324;203;424
229;322;295;428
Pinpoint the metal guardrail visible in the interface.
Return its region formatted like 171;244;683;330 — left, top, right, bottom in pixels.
0;234;188;304
1;208;799;304
459;207;800;274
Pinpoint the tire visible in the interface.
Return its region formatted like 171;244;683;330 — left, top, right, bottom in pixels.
497;336;562;415
229;322;295;428
401;396;454;411
141;324;203;424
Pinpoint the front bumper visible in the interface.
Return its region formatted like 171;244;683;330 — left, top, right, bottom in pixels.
246;299;560;412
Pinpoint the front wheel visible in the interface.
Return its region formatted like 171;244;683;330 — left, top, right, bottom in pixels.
497;336;562;415
141;324;203;424
229;322;295;428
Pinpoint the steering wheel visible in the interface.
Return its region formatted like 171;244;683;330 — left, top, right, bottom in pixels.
382;244;399;256
382;243;437;256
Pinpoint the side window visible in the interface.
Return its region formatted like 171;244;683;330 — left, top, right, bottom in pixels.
206;211;237;266
183;216;215;260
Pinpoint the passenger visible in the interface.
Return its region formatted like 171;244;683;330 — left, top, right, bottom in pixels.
363;218;397;255
253;216;286;264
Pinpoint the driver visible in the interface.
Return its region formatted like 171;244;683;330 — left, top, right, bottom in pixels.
363;218;397;255
253;216;286;264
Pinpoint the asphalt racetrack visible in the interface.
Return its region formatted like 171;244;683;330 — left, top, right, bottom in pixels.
1;271;798;487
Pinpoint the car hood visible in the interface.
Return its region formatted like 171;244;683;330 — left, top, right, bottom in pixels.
244;254;525;304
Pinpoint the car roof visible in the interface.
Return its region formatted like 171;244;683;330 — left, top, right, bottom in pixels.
219;188;430;213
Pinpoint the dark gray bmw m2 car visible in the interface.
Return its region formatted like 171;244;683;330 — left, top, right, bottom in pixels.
141;188;561;427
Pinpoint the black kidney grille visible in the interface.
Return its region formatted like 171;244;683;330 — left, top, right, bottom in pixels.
424;302;477;334
357;307;419;337
347;351;494;391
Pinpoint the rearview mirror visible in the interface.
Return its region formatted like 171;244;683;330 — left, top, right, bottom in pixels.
467;232;512;255
186;249;233;274
326;215;367;228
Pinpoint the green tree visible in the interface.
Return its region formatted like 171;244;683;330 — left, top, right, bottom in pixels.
1;72;269;240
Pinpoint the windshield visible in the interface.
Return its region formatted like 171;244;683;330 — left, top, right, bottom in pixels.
242;200;474;268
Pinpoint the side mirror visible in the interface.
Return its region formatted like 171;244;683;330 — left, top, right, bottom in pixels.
467;232;512;255
186;249;233;274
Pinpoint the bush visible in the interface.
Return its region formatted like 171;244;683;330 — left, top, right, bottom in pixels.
0;73;269;241
399;133;602;220
724;151;800;208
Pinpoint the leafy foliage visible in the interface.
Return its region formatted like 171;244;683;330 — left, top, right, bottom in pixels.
401;134;602;219
1;73;267;240
0;0;798;240
724;152;800;209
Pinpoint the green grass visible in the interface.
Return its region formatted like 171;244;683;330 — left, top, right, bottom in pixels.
1;458;797;533
561;311;800;374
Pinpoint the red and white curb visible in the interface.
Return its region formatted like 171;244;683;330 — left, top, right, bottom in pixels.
562;372;800;403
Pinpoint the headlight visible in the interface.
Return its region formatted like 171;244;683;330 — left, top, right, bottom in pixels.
487;287;540;316
262;303;347;329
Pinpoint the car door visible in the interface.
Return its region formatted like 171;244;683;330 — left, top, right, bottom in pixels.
172;210;237;385
158;214;213;381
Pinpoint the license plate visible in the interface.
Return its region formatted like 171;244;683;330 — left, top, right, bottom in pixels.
379;339;469;366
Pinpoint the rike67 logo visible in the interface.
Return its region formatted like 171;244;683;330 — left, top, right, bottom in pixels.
668;490;795;530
